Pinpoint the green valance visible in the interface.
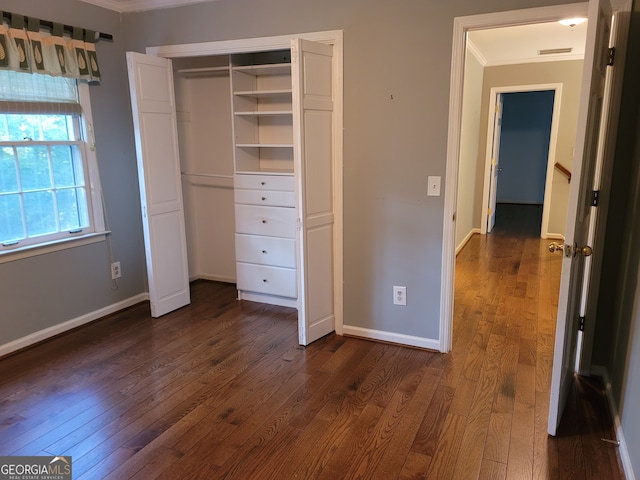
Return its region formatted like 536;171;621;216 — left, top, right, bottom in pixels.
0;10;102;82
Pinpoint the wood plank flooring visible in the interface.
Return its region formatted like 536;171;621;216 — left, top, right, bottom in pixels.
0;204;625;479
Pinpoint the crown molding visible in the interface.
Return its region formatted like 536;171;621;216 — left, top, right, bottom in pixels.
465;39;487;66
78;0;215;13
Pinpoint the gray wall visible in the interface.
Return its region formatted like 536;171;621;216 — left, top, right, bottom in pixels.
456;47;484;250
0;0;147;346
121;0;578;341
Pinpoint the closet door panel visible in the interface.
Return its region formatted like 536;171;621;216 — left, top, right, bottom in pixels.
127;51;190;317
302;110;333;216
292;38;335;345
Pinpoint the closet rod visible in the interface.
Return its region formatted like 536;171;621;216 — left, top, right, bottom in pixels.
1;10;113;41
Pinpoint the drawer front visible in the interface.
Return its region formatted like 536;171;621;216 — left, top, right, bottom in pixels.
235;234;296;268
235;204;296;238
234;174;295;192
236;262;297;298
234;189;295;207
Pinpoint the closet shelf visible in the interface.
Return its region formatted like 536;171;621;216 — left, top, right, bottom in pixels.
177;66;230;75
234;89;292;98
234;110;293;116
232;63;291;75
235;143;294;148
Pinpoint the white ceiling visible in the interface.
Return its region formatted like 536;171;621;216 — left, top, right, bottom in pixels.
468;21;587;66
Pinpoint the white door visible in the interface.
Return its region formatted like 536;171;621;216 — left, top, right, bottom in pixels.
487;94;503;233
126;52;191;317
548;0;612;435
291;39;336;345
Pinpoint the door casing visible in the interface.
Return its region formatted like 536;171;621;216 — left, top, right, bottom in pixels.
442;3;591;353
480;84;562;238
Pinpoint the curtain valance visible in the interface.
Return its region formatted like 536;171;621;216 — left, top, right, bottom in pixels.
0;12;102;82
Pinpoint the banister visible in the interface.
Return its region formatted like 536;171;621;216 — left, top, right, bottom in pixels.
554;162;571;183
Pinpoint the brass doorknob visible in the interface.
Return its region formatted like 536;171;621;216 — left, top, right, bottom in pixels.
548;242;564;253
576;245;593;257
548;242;593;257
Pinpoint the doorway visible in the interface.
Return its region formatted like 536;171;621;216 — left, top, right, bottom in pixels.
441;2;590;352
482;87;559;237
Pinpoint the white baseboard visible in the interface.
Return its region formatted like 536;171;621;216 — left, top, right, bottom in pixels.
456;228;480;256
190;274;236;284
238;291;297;308
342;325;440;351
545;233;565;240
591;365;636;480
0;293;149;358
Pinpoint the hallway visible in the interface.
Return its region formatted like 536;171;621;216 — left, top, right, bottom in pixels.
453;203;623;478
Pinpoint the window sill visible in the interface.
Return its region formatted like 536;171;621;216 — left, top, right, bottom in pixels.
0;232;109;264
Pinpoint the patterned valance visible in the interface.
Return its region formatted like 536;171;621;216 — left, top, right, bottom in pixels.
0;11;103;83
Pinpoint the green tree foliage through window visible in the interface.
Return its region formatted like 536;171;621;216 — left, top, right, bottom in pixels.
0;113;89;245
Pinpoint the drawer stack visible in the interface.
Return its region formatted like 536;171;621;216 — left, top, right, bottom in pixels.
234;174;297;303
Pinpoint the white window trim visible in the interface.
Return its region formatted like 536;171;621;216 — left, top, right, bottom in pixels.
0;81;107;262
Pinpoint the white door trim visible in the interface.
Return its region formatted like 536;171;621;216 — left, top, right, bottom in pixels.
441;3;589;353
145;30;344;337
480;83;563;238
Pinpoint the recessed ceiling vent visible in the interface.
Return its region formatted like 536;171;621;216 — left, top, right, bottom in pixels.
538;47;573;55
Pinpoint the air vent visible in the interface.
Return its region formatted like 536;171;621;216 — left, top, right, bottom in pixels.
538;47;573;55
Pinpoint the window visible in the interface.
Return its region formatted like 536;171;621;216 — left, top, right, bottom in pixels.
0;70;104;257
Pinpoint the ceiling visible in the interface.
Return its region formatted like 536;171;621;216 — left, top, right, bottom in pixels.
468;21;587;66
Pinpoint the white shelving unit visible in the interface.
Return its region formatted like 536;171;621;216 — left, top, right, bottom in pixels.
231;54;298;307
231;61;294;174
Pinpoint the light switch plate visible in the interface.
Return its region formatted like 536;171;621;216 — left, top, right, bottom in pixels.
427;176;441;196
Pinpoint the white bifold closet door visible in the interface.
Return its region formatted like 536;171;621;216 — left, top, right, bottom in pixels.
292;39;336;346
126;52;190;317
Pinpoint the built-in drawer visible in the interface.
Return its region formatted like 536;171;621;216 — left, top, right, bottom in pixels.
234;174;294;192
235;234;296;268
234;188;295;207
236;262;297;298
235;204;296;238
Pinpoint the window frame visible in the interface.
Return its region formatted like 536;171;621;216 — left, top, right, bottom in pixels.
0;81;107;263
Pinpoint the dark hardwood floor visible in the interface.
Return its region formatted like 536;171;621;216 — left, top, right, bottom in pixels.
0;204;625;479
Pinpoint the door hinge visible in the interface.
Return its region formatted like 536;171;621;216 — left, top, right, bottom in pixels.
607;47;616;66
579;316;585;331
296;217;302;231
487;208;492;216
592;190;600;207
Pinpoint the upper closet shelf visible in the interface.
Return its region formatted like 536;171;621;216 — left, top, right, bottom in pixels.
234;89;292;98
176;66;230;76
232;63;291;75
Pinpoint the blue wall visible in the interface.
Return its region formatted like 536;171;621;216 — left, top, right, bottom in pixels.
496;90;555;204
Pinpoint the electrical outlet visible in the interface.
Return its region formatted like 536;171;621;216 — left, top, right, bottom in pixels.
393;286;407;306
111;261;121;279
